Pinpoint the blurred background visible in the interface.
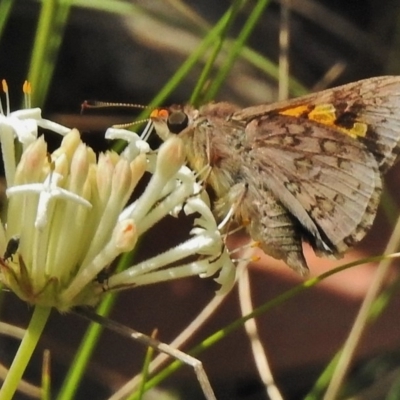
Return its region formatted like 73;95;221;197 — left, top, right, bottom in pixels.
1;1;400;399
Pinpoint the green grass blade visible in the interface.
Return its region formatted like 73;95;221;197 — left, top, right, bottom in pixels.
190;0;247;106
0;0;15;40
41;349;51;400
28;0;73;107
204;0;272;102
56;291;117;400
128;329;157;400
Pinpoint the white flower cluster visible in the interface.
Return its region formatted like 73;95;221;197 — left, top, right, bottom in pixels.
0;81;235;311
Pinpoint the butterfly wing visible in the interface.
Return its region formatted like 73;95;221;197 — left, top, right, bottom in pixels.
234;76;400;258
236;76;400;172
241;114;382;256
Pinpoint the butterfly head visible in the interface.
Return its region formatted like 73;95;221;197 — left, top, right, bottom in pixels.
150;105;198;141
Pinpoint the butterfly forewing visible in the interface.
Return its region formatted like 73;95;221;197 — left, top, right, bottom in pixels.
235;76;400;171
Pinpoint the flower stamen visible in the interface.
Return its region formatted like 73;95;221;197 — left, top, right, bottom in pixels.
1;79;10;115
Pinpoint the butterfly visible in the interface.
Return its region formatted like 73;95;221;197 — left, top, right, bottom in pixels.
150;76;400;275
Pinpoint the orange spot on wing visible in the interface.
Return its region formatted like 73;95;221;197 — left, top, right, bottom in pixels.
279;104;311;117
279;103;367;138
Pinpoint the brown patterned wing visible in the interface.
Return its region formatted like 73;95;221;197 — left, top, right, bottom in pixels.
241;113;382;257
235;76;400;172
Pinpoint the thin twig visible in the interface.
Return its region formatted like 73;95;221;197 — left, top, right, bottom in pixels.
108;291;227;399
324;214;400;399
278;0;290;101
110;246;255;400
311;61;347;92
238;262;284;400
74;307;217;400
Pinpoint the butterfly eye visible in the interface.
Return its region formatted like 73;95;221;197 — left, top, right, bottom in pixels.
167;110;189;134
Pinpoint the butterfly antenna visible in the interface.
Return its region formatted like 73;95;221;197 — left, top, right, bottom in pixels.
81;101;157;135
111;118;155;142
111;117;151;130
81;100;152;111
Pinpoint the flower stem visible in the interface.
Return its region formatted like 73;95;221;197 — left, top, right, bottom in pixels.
0;305;51;400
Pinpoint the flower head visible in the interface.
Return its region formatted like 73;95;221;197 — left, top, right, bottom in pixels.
0;83;235;311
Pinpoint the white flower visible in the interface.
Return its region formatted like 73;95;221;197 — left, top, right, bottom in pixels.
0;83;235;311
0;80;70;186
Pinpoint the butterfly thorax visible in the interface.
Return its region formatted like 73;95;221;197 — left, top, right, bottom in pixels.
183;103;249;198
